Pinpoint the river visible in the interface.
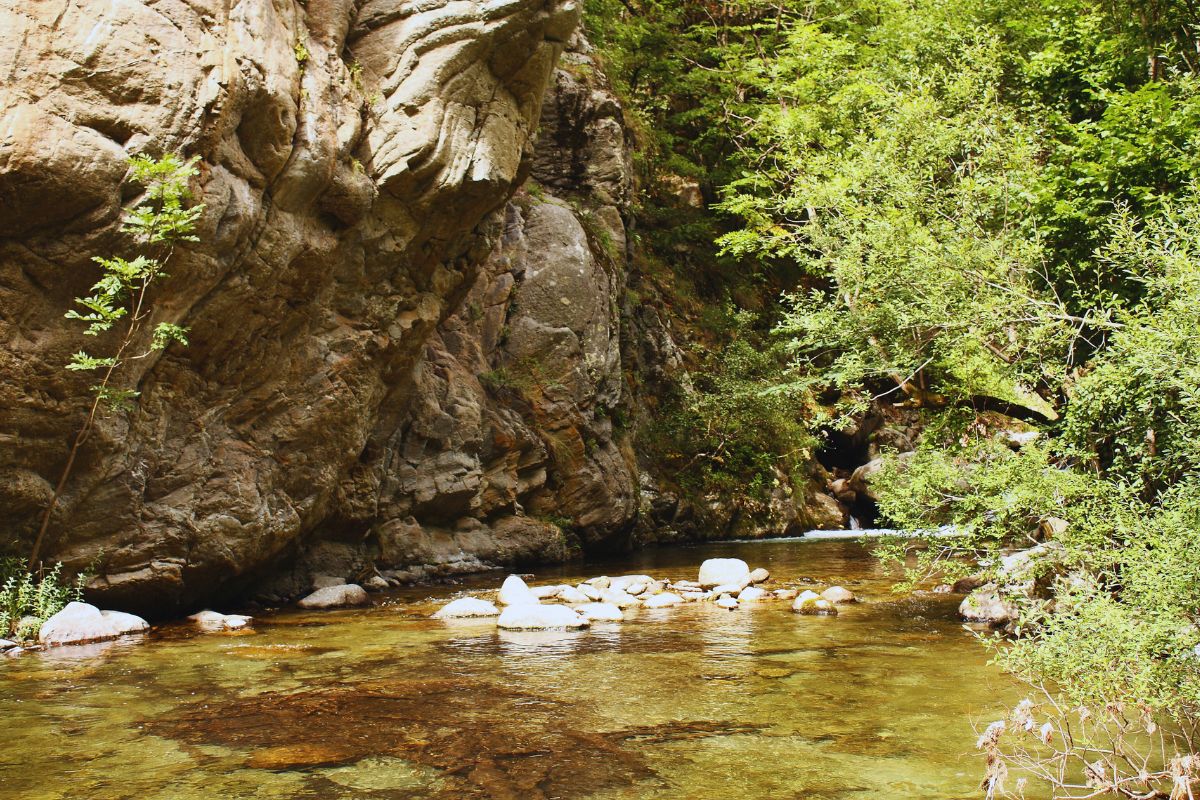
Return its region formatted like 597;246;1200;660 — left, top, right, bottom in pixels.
0;537;1037;799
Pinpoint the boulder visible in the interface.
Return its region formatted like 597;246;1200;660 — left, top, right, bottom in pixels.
642;593;683;608
363;575;390;592
498;575;539;606
681;591;706;602
39;602;149;646
532;584;567;599
432;597;501;619
586;576;612;589
0;639;16;651
497;604;589;630
698;558;751;589
774;589;799;600
959;584;1016;625
557;586;591;604
311;574;346;590
188;610;253;632
624;582;647;596
738;587;768;602
297;584;369;609
711;583;747;596
748;568;770;584
600;589;640;608
821;586;856;604
609;575;654;592
575;602;624;622
575;583;602;601
715;594;739;610
792;591;837;616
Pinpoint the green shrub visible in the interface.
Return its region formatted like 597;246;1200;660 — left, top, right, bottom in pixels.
0;561;84;641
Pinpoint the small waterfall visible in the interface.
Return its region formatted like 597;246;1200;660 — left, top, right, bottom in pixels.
849;515;862;531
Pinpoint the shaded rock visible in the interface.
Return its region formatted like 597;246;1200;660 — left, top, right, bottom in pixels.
497;604;589;630
188;610;253;632
821;586;856;604
698;559;750;589
575;602;623;622
363;576;390;592
297;585;369;610
432;597;500;620
39;602;149;646
641;593;683;608
498;575;539;606
312;575;346;590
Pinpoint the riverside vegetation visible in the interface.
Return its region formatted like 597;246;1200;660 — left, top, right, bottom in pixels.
586;0;1200;796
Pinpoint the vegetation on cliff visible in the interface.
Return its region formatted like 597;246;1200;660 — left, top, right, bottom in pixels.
587;0;1200;794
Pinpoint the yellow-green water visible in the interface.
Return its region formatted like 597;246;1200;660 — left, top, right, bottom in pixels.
0;539;1037;799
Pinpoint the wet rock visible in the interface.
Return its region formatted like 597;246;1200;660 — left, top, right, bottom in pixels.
715;594;739;610
748;568;770;584
774;589;799;600
432;597;500;619
699;558;751;588
498;575;539;606
738;587;768;603
297;585;369;610
641;593;683;608
821;586;856;604
575;602;624;622
497;604;589;630
39;602;149;646
188;610;253;632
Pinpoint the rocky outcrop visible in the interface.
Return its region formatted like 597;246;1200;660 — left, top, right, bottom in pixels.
0;0;582;611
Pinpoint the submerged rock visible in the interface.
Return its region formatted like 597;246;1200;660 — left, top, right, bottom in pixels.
821;586;856;604
575;602;624;622
188;610;253;632
432;597;500;619
497;604;589;630
297;584;369;610
699;558;751;589
498;575;540;606
39;602;149;646
641;593;683;608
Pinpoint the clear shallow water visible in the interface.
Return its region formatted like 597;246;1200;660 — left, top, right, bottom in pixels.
0;538;1037;799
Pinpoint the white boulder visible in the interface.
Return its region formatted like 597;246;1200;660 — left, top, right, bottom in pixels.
39;602;149;646
792;591;837;615
188;610;253;632
710;583;746;596
821;586;857;604
297;584;369;609
576;602;624;622
575;583;602;601
715;594;739;610
531;584;566;599
748;568;771;584
497;604;589;630
432;597;500;619
498;575;539;606
698;558;751;589
600;589;641;608
557;586;591;604
738;587;768;602
609;575;654;592
642;593;683;608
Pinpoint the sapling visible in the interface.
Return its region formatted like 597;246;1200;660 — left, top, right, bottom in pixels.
28;154;203;569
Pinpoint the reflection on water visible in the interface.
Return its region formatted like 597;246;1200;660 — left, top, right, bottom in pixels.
0;538;1038;799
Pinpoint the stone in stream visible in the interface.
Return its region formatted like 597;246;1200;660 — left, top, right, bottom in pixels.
698;558;751;589
585;576;611;589
792;591;837;616
297;584;370;609
738;586;768;602
715;594;739;610
39;602;149;646
575;602;624;622
556;586;591;605
609;575;654;592
575;583;602;601
188;610;253;632
498;575;539;606
681;591;706;602
363;575;390;592
600;589;640;608
774;589;799;600
710;583;746;596
641;593;683;608
821;586;857;604
497;604;589;630
432;597;500;619
959;584;1016;625
532;584;567;599
0;639;16;651
748;568;770;584
624;582;647;596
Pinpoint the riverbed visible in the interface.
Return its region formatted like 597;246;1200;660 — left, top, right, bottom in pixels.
0;538;1035;799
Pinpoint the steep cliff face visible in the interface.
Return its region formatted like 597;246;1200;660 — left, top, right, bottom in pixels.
0;0;581;610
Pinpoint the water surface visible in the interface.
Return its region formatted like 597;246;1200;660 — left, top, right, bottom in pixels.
0;538;1033;799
